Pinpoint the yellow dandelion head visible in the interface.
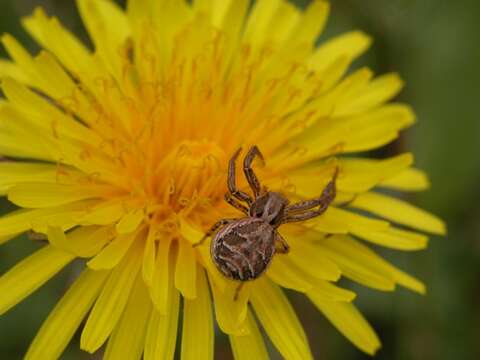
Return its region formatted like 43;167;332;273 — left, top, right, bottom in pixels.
0;0;445;359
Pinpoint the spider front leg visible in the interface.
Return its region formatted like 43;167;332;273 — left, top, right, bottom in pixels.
193;218;236;247
228;148;253;205
284;168;338;223
224;193;249;214
243;145;265;198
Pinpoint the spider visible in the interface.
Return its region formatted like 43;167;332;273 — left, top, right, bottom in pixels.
194;146;338;299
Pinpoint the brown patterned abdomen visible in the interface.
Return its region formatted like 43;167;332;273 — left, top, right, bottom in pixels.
211;217;275;281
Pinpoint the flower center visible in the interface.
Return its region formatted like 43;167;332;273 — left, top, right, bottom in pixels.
152;140;227;213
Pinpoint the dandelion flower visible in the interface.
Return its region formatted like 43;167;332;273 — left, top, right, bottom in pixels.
0;0;445;359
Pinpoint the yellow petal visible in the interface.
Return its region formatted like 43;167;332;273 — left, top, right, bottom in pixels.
250;277;312;360
116;209;145;234
1;77;100;146
213;0;249;75
319;234;425;293
0;201;94;236
7;183;107;208
353;227;429;251
197;244;226;292
104;276;152;360
15;50;76;100
175;240;197;299
211;0;232;26
286;0;329;47
311;207;390;234
317;55;352;93
1;35;83;101
315;67;374;116
181;267;214;360
387;264;426;295
310;300;381;355
1;34;40;88
148;0;192;76
380;168;430;191
180;217;226;292
351;192;446;235
0;58;29;83
281;232;341;281
0;162;82;196
308;30;372;72
337;73;404;116
292;104;415;160
29;201;97;233
87;231;138;270
314;234;396;291
144;269;180;360
210;278;250;336
79;200;126;226
0;208;51;237
229;310;269;360
80;244;142;353
267;255;313;292
307;280;356;302
266;2;300;46
341;105;415;153
57;226;115;258
21;7;101;93
142;226;156;286
76;0;131;82
0;245;74;315
243;0;283;46
0;103;55;161
180;217;204;244
193;0;214;19
149;238;172;314
338;153;414;193
47;226;71;251
126;0;153;22
25;269;109;360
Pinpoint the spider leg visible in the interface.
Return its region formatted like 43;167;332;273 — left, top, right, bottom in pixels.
285;167;338;214
243;145;264;198
283;210;329;223
228;148;253;204
193;218;236;247
283;168;338;223
224;193;249;214
274;232;290;254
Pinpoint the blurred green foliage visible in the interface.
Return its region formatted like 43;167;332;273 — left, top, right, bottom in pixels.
0;0;479;359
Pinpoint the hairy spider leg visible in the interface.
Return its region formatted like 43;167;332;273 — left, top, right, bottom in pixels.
228;148;253;204
243;145;265;198
224;193;249;214
283;168;338;223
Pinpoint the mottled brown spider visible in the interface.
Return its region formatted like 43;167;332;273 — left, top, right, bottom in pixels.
194;146;338;299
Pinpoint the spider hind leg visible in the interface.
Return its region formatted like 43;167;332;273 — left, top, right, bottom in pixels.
284;168;339;223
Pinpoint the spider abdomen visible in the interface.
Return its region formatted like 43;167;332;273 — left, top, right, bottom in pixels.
211;217;275;281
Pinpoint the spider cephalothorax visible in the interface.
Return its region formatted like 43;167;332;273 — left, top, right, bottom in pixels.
195;146;338;296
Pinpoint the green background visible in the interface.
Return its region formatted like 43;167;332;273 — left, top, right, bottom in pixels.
0;0;479;359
